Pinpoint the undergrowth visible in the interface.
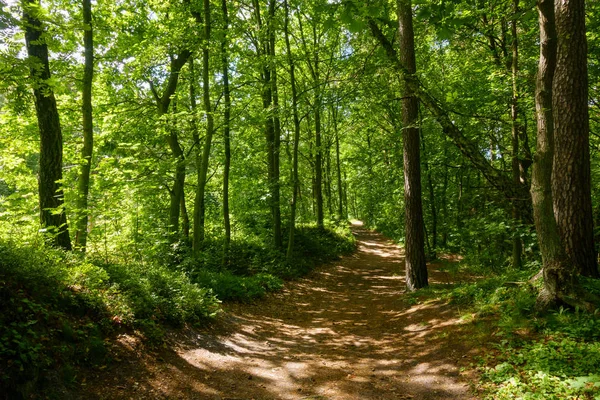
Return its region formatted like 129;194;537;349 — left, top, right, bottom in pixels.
0;223;355;399
439;262;600;400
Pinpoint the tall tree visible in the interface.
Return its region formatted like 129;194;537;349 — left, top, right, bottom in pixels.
221;0;232;260
252;0;282;248
193;0;215;250
298;12;324;229
152;49;191;239
268;0;282;248
531;0;574;308
552;0;599;278
285;0;301;259
22;0;72;250
75;0;94;251
398;0;428;290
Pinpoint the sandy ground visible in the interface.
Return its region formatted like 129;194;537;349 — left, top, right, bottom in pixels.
82;225;491;400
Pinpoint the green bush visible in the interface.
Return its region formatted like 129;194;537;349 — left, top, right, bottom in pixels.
0;240;219;397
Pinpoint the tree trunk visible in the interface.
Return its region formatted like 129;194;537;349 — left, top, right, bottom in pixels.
333;102;344;221
193;0;214;251
75;0;94;252
269;0;282;248
420;127;437;251
221;0;232;262
531;0;574;309
155;50;191;240
510;0;523;269
285;0;301;259
398;0;428;290
368;20;530;207
552;0;599;278
22;0;72;250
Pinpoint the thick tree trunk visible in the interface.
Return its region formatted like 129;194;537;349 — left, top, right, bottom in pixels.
284;0;301;259
398;0;428;290
23;0;72;250
193;0;214;251
75;0;94;252
532;0;573;308
552;0;599;278
221;0;232;261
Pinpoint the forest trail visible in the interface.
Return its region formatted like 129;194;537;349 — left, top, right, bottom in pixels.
86;224;489;400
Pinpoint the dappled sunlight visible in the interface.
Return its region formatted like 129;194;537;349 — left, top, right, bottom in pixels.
84;226;482;400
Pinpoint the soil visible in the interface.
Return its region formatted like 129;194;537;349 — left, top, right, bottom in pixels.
81;224;494;400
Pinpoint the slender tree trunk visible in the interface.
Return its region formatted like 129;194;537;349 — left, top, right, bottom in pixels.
552;0;599;278
333;103;344;221
75;0;94;251
22;0;72;250
313;29;324;229
193;0;214;251
421;128;437;251
510;0;523;269
181;195;190;238
221;0;232;261
269;0;282;248
154;50;190;239
253;0;281;248
398;0;428;290
285;0;301;259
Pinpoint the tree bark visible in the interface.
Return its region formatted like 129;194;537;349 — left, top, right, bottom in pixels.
75;0;94;252
552;0;599;278
221;0;232;262
510;0;523;269
22;0;72;250
398;0;428;290
532;0;573;309
193;0;215;251
269;0;282;248
368;19;530;207
285;0;301;259
154;50;191;240
333;102;344;221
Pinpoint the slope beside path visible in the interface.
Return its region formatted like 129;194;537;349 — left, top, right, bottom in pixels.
86;225;487;400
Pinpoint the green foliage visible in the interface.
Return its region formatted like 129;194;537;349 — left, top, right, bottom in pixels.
444;274;600;400
182;224;355;302
0;240;219;397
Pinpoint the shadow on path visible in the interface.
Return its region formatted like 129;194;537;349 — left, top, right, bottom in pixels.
83;225;490;400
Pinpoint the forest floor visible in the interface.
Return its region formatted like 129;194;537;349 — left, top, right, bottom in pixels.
82;223;495;400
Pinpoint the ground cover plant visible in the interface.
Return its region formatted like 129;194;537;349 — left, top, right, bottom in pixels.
2;0;600;398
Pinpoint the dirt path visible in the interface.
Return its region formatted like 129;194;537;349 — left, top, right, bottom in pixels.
86;225;489;399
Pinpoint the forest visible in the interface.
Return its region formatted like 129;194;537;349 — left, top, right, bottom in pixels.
1;0;600;398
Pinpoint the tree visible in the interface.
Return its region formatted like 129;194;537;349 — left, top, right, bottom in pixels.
552;0;599;278
193;0;215;250
75;0;94;251
284;0;301;259
221;0;232;261
397;0;428;290
22;0;72;250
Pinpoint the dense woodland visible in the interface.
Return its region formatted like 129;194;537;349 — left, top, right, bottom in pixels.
2;0;600;398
